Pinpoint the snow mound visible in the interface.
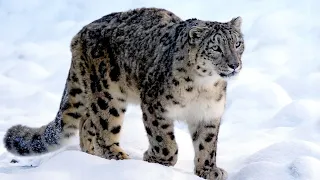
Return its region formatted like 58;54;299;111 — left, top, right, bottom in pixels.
230;141;320;180
0;151;202;180
268;100;320;127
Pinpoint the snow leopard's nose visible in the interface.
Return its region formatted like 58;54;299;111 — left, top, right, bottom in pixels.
227;61;240;71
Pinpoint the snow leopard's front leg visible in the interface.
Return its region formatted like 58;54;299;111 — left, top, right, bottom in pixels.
140;99;178;167
188;119;227;180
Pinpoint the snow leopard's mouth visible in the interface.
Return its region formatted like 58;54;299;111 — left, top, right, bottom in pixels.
219;71;238;78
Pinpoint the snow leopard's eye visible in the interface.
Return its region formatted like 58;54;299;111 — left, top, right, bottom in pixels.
235;41;242;48
212;45;222;53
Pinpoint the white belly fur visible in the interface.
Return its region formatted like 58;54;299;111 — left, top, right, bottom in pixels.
165;97;225;123
165;77;226;123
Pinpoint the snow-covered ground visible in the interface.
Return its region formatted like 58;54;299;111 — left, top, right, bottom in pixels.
1;0;320;179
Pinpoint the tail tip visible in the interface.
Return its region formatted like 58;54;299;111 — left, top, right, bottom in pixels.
4;125;22;150
3;125;33;156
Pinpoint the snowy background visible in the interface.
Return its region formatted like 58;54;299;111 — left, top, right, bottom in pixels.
1;0;320;179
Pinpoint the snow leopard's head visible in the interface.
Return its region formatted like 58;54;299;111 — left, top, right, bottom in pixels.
188;17;245;80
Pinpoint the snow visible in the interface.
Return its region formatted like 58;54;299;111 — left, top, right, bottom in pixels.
1;0;320;179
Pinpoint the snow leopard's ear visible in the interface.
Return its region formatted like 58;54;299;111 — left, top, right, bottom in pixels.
188;26;209;45
230;16;242;31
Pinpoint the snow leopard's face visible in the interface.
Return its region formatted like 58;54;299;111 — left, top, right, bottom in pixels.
189;17;245;79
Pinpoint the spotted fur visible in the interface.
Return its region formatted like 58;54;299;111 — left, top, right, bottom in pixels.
3;7;244;180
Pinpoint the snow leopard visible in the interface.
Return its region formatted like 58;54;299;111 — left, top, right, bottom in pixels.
3;7;245;180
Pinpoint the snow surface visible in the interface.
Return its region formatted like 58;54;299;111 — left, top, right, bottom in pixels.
1;0;320;179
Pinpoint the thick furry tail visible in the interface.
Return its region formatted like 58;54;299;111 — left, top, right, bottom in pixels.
3;82;82;156
3;31;90;156
3;121;64;156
